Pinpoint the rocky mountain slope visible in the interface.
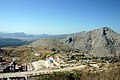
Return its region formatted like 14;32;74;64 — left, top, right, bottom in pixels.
29;27;120;57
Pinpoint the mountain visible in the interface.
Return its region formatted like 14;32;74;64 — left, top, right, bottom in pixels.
0;32;37;40
29;27;120;57
37;34;71;39
63;27;120;57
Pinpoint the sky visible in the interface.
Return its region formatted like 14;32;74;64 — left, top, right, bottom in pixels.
0;0;120;35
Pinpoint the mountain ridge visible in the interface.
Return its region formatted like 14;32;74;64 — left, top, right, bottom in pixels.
0;32;71;40
29;27;120;57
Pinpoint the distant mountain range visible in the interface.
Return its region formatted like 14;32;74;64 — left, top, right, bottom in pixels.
0;32;72;47
0;32;70;40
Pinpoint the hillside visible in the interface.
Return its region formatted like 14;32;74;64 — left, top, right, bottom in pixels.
0;38;31;47
29;27;120;57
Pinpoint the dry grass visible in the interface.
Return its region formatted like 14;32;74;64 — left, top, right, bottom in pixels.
28;62;120;80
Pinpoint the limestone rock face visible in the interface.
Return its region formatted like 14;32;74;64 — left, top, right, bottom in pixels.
64;27;120;57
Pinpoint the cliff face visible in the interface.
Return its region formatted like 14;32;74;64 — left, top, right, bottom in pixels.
29;27;120;57
64;27;120;57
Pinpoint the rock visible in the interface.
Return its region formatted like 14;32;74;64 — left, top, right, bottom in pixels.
63;27;120;57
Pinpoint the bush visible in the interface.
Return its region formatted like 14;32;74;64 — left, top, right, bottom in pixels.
28;71;81;80
51;48;56;52
39;72;81;80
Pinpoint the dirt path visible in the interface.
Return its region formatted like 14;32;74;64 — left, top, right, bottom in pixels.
0;65;87;79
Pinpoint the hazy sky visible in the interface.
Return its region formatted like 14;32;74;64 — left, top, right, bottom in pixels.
0;0;120;34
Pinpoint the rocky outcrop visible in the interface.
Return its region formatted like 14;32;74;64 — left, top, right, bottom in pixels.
63;27;120;57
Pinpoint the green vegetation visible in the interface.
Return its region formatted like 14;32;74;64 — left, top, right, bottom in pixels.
29;71;81;80
2;46;61;64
